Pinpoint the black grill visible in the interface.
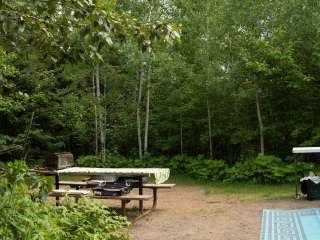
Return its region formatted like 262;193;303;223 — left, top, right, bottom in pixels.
93;180;133;196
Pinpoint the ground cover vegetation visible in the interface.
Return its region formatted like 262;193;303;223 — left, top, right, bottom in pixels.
1;0;320;237
0;161;129;240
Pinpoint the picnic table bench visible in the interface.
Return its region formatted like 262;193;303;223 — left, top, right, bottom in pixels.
49;189;90;199
57;181;176;212
94;194;152;214
49;189;152;215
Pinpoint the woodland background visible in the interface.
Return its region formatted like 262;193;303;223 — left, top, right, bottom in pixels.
1;0;320;179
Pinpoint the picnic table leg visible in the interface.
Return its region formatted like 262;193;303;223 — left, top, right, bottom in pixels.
138;176;143;214
55;174;60;206
121;200;126;215
152;188;158;209
75;185;80;203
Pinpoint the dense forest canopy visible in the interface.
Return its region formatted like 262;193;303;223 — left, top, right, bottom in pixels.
1;0;320;165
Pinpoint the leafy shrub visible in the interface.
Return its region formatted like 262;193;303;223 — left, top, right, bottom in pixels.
76;154;316;184
76;153;169;169
55;199;129;240
225;155;314;184
0;190;129;240
0;160;129;240
167;155;192;174
0;160;52;201
108;153;136;168
76;155;102;167
142;155;169;168
187;155;228;181
77;153;136;168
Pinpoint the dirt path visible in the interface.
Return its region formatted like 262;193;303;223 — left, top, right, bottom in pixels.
129;185;320;240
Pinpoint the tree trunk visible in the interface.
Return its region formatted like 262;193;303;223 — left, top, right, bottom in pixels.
95;65;106;163
180;113;183;155
22;111;35;161
92;71;98;155
205;3;213;159
104;76;107;157
137;63;144;160
255;86;264;155
207;96;213;159
143;63;151;154
142;1;154;155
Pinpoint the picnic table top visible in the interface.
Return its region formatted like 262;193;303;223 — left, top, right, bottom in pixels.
57;167;170;184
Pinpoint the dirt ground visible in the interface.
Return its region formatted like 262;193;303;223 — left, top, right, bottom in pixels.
126;185;320;240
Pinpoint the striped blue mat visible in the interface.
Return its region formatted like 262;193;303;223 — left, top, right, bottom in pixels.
260;209;320;240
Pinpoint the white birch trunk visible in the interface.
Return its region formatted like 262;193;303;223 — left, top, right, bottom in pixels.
137;63;144;160
255;85;265;155
142;1;154;155
143;63;151;153
92;71;98;155
95;65;106;163
205;1;213;159
104;76;107;157
207;96;213;159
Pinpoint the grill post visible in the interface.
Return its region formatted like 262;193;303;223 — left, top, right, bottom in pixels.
55;173;60;206
138;176;143;214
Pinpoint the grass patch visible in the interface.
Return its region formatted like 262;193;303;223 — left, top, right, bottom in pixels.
171;175;295;201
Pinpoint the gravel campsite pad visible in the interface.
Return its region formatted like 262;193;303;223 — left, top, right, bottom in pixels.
128;185;320;240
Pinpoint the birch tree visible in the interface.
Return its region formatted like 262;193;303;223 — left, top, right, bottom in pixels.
205;1;213;159
136;60;144;160
91;71;98;155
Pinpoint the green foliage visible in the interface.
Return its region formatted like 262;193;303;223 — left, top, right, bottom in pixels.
225;155;314;184
54;199;129;240
0;191;129;240
76;155;103;167
1;0;320;174
76;154;313;184
0;47;24;115
166;155;190;174
0;161;129;240
0;160;52;201
76;153;163;168
187;156;228;181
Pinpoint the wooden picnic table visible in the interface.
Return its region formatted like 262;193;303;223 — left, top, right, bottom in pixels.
48;167;170;214
33;167;172;217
